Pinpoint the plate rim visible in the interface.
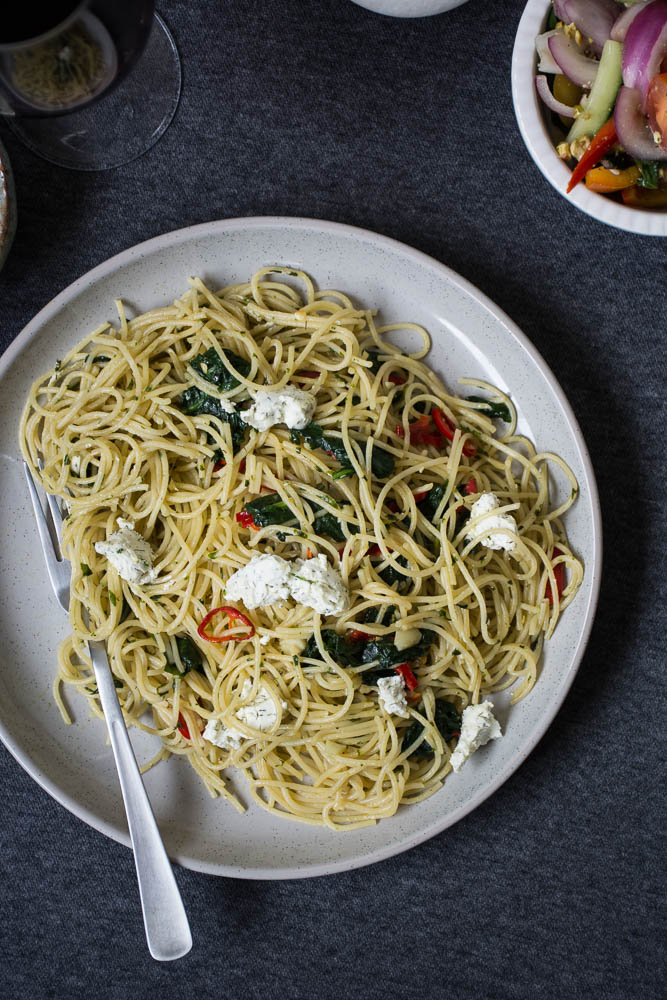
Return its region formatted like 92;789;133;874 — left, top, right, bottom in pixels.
0;215;603;878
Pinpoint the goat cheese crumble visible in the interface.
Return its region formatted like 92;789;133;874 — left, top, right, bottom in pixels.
465;492;518;552
224;553;292;609
288;554;350;615
377;675;410;719
203;679;288;749
225;553;349;615
94;518;158;585
449;701;502;772
243;386;316;432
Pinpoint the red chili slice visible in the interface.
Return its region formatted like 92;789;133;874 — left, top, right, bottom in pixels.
546;547;566;605
395;425;405;438
388;374;406;385
464;477;477;495
177;713;191;740
413;489;430;503
197;606;256;643
295;370;319;378
432;408;477;457
348;629;369;642
395;663;418;690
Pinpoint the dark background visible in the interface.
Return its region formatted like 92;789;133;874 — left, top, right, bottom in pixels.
1;2;665;998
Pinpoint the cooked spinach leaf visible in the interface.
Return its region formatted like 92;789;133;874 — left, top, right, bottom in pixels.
417;483;448;522
358;629;436;683
291;422;350;467
466;395;511;422
378;554;411;591
179;387;247;451
292;422;394;479
189;346;251;391
244;493;296;527
365;350;384;375
164;635;206;676
301;630;360;667
402;699;462;758
370;445;395;479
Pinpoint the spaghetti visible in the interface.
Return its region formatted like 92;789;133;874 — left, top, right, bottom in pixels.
20;267;583;830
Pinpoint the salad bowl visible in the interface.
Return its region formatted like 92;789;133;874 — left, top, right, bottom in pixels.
512;0;667;236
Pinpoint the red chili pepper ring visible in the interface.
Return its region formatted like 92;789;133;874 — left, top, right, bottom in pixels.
197;605;256;643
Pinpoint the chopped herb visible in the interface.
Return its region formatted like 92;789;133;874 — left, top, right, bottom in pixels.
63;454;70;466
113;678;123;689
208;551;218;559
108;591;117;606
402;700;462;758
93;355;110;363
80;562;92;577
330;467;355;480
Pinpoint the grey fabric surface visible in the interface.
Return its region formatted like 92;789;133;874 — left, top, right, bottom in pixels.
0;1;665;997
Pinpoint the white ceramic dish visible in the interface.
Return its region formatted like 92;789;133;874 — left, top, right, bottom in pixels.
0;217;601;878
350;0;469;16
512;0;667;237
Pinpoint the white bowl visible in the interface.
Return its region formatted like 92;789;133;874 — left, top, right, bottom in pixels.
351;0;469;17
512;0;667;237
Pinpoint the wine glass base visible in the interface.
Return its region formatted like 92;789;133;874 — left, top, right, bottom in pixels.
4;12;181;171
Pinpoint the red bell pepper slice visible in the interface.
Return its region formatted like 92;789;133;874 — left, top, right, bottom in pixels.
567;118;617;193
546;547;566;605
395;663;418;691
197;606;256;643
432;408;477;457
177;713;191;740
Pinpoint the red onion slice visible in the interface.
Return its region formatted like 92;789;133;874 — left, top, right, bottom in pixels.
614;84;665;158
536;30;562;73
622;0;667;111
561;0;619;57
549;33;600;88
611;2;651;43
535;74;576;117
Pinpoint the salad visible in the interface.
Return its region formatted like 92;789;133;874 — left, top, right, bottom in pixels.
535;0;667;207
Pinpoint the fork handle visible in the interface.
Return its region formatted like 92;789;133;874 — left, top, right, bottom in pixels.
89;641;193;961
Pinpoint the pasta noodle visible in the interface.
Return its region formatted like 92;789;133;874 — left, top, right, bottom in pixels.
20;267;583;831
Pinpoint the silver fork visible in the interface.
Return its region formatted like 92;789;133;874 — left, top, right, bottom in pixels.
24;462;193;962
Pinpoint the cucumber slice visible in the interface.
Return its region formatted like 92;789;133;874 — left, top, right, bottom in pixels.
566;39;622;144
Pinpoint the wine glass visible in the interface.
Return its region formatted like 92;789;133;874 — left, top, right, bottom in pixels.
0;2;181;171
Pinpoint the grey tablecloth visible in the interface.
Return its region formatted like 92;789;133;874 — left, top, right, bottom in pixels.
0;2;664;998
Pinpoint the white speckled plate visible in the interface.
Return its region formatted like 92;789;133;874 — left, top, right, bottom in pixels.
0;217;601;878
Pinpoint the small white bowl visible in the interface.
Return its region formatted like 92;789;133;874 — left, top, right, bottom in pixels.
351;0;470;16
512;0;667;237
